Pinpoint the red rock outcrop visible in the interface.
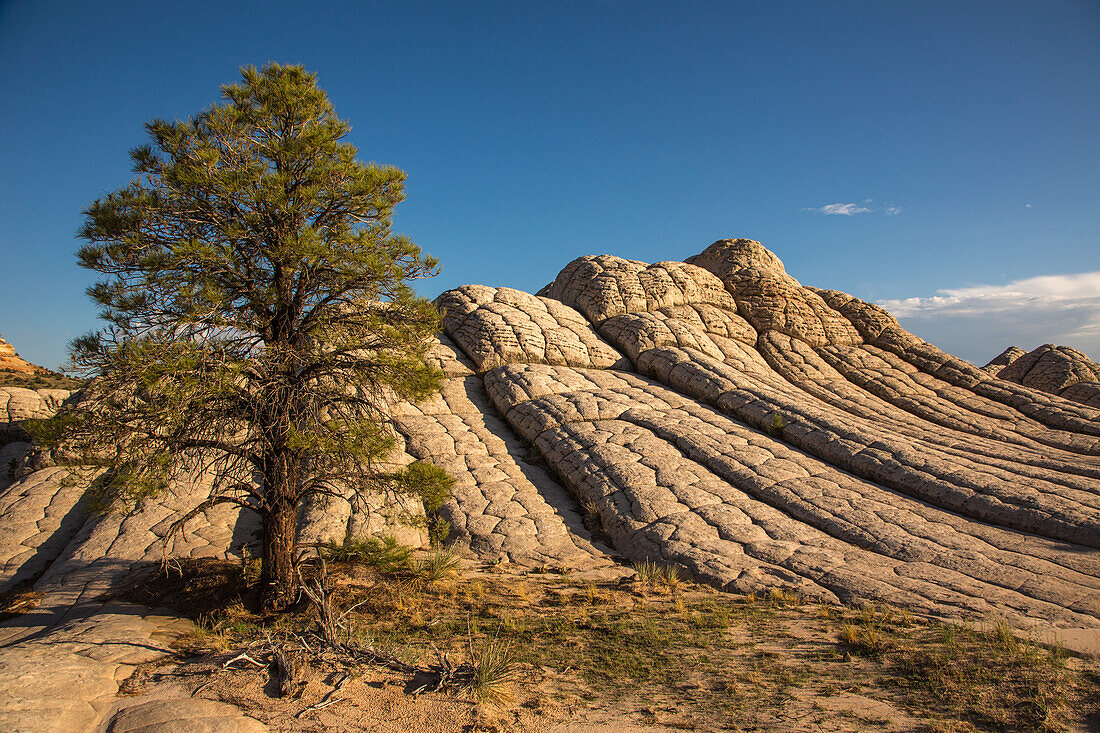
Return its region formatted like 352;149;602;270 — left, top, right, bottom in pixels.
0;333;42;374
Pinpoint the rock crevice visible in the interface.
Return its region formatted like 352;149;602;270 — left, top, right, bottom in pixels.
2;239;1098;733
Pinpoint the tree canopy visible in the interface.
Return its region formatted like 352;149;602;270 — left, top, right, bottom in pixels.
39;63;451;607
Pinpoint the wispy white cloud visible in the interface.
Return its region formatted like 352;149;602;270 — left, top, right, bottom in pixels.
805;199;902;216
878;271;1100;363
807;202;872;216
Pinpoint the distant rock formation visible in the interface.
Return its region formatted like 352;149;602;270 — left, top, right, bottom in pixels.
0;386;70;446
0;332;43;374
984;344;1100;408
2;239;1098;649
981;346;1028;375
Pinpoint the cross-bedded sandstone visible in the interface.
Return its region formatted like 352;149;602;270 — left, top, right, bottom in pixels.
434;239;1100;639
1;239;1097;731
985;344;1100;408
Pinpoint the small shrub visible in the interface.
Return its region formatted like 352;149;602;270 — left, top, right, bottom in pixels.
398;461;453;513
320;535;412;573
411;547;461;583
427;515;451;546
766;412;785;437
632;560;686;592
181;614;235;652
0;582;45;621
839;623;861;646
468;637;518;704
632;560;662;586
838;622;883;656
659;564;684;589
764;587;800;607
239;549;260;584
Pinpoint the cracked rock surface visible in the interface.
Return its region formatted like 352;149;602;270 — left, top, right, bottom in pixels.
1;387;71;444
985;343;1100;408
1;237;1098;730
439;239;1100;644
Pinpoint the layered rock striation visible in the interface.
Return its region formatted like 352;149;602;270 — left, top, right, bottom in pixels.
2;238;1098;642
430;240;1100;638
1;386;71;443
984;344;1100;408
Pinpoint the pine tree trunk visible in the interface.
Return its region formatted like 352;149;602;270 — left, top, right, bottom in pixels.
260;458;300;610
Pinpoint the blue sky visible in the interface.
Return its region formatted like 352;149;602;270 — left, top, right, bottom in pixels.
1;0;1097;369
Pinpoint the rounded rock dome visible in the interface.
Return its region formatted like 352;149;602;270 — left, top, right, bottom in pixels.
685;239;786;279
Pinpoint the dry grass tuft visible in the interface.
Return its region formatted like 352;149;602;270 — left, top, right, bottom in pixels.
632;560;685;592
411;547;461;584
467;637;519;705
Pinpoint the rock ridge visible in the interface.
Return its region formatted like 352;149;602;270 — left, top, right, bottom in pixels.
0;332;45;375
1;238;1099;731
984;343;1100;408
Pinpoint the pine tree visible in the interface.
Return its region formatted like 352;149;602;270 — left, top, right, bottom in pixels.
37;64;450;608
